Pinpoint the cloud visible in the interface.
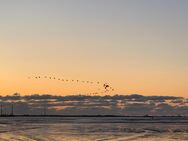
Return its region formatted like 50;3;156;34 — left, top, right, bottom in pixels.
0;93;187;116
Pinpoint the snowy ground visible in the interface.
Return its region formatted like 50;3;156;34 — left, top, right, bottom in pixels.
0;117;187;141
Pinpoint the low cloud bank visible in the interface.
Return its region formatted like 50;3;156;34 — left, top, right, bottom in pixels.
0;94;187;116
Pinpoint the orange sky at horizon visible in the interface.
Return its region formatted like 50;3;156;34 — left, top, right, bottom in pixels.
0;69;187;97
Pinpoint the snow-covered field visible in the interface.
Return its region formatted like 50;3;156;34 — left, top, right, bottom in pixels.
0;117;187;141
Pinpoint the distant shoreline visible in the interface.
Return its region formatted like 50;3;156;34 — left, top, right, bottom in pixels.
0;115;188;123
0;115;187;118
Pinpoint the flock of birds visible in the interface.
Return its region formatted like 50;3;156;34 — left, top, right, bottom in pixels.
28;75;114;95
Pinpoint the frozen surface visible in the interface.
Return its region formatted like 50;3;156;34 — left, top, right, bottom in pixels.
0;117;187;141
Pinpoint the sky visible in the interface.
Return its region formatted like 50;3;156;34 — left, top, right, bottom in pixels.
0;0;188;97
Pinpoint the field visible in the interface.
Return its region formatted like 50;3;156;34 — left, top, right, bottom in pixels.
0;116;187;141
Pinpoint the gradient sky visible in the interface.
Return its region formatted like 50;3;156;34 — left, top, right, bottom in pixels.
0;0;188;97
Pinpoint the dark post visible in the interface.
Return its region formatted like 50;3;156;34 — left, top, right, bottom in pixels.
11;103;14;116
0;104;2;116
44;103;47;116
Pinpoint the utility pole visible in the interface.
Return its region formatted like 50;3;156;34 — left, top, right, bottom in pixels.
11;103;14;116
0;104;2;116
43;103;47;116
4;106;6;116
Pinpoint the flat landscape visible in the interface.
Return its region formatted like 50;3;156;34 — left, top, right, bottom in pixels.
0;117;187;141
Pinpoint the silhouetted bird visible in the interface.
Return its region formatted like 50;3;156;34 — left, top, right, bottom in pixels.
104;84;110;89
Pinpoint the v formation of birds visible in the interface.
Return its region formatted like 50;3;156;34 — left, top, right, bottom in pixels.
28;75;114;95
